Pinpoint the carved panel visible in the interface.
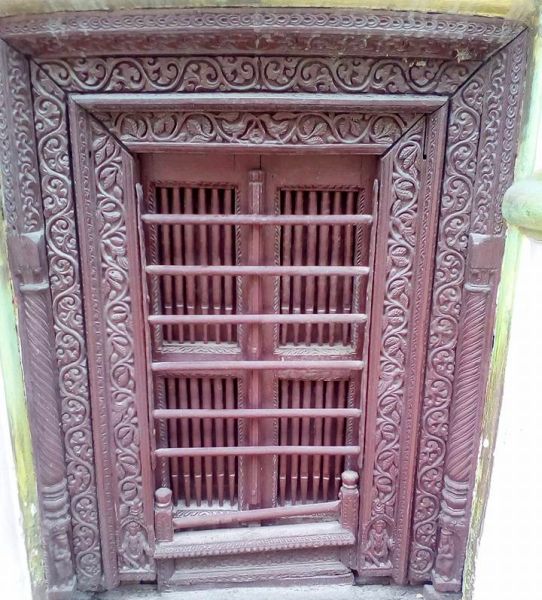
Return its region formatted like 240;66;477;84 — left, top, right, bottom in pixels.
70;109;155;584
360;119;425;576
407;68;485;584
0;43;75;598
409;31;528;584
94;111;420;147
31;65;103;592
0;42;41;233
37;56;480;95
0;9;523;59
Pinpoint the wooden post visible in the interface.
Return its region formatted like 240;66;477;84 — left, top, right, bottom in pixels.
339;470;360;535
154;487;174;542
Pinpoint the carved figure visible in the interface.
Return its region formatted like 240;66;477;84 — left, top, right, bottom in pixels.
120;521;151;570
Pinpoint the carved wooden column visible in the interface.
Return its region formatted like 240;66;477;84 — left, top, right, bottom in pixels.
0;42;75;600
428;234;504;598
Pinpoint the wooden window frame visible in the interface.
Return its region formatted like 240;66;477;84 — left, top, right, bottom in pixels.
0;8;528;598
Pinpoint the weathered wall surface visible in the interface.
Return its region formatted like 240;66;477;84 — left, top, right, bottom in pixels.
0;0;535;21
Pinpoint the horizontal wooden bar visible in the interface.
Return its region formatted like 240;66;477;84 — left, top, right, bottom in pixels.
155;445;361;458
172;500;340;530
142;214;373;226
152;359;365;372
148;313;368;325
146;265;370;277
73;92;447;113
153;408;362;419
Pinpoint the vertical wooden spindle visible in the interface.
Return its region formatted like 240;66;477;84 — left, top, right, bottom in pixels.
328;191;342;345
300;379;311;503
291;191;304;344
171;187;185;343
322;380;334;500
213;377;226;506
312;380;324;501
198;188;210;343
305;191;318;344
334;380;347;498
189;377;203;506
160;188;173;342
178;377;192;506
211;188;222;342
183;188;196;342
166;376;180;503
225;376;237;504
280;190;293;345
201;377;214;506
278;379;288;505
223;188;235;343
290;379;301;504
316;191;331;345
342;191;356;345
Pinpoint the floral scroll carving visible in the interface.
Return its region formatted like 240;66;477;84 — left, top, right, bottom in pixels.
361;121;424;572
38;56;480;95
72;114;154;582
95;111;419;147
408;32;528;586
31;65;103;590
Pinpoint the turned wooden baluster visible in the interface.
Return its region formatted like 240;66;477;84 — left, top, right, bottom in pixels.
339;470;360;535
155;487;174;542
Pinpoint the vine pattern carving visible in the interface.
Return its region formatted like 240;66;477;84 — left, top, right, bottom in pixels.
408;70;485;582
0;42;41;233
31;65;103;590
362;122;423;570
89;122;152;577
95;111;419;147
38;56;480;95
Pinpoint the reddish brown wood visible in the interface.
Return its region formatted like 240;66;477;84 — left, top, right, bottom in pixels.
0;7;527;595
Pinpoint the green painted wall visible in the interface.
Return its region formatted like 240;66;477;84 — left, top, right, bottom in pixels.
464;7;542;599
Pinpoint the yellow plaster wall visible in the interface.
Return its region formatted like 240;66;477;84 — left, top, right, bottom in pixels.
0;0;536;22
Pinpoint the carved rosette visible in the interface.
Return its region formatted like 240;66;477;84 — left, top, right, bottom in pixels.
37;56;480;95
31;65;103;590
94;110;419;147
361;120;424;574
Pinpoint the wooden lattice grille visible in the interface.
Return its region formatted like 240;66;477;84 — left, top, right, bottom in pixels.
141;154;374;517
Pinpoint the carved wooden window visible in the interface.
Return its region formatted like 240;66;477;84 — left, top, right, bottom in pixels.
141;154;373;517
0;8;527;599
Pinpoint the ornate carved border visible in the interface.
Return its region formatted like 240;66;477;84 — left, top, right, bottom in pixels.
408;32;528;589
0;8;528;598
